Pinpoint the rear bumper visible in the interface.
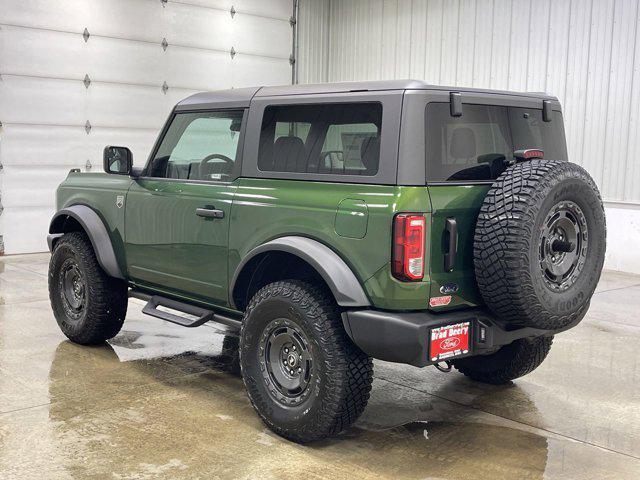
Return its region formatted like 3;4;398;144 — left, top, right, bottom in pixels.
342;308;579;367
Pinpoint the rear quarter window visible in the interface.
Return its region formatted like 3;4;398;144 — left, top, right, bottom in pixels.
425;103;567;182
258;103;382;176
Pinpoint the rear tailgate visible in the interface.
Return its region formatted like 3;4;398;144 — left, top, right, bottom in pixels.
423;97;567;311
428;185;488;310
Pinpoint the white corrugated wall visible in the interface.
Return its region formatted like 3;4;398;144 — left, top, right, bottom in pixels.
298;0;640;273
0;0;294;254
299;0;640;204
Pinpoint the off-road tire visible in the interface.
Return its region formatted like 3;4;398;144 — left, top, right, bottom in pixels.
474;160;606;330
453;336;553;384
239;280;373;443
221;334;241;376
49;232;128;345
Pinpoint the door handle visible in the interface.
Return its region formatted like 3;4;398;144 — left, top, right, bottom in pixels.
444;217;457;272
195;207;224;219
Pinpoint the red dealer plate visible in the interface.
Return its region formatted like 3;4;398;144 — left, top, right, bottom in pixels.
429;321;470;362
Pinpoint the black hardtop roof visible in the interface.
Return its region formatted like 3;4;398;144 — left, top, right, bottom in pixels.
175;80;558;110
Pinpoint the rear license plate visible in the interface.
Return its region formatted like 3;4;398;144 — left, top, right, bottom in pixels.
429;321;471;362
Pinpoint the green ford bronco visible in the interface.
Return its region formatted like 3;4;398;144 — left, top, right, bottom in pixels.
48;80;606;443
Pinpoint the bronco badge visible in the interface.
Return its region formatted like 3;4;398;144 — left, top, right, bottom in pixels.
116;195;124;208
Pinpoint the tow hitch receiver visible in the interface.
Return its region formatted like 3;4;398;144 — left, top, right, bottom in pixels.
434;361;453;373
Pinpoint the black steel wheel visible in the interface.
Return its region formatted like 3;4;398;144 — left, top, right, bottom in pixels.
49;232;128;345
539;201;588;292
58;257;87;321
240;280;373;443
260;320;313;405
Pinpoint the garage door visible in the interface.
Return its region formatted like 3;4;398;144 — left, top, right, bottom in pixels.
0;0;294;254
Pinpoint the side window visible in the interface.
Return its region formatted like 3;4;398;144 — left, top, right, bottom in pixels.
258;103;382;176
147;110;244;181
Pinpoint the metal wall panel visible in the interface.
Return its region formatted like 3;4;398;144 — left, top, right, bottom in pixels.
298;0;640;204
0;0;293;254
297;0;330;83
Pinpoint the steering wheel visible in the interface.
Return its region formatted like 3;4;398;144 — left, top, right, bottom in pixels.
200;153;234;170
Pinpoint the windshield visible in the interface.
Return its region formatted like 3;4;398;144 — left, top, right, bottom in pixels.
425;103;567;182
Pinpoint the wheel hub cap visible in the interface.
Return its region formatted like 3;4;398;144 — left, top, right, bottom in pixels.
286;352;299;368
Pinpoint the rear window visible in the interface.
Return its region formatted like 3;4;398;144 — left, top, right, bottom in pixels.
258;103;382;176
425;103;567;182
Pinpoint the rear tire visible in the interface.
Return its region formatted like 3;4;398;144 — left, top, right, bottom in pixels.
48;232;128;345
239;280;373;443
474;160;605;329
453;336;553;384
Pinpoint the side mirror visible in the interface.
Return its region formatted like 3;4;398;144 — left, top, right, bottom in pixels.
103;146;133;175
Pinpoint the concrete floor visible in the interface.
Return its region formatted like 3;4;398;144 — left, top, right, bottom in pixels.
1;254;639;480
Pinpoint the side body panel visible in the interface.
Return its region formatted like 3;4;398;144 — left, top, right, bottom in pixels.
229;178;433;311
55;172;133;276
233;88;433;311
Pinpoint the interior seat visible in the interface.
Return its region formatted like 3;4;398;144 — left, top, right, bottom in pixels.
273;136;306;172
449;127;477;162
446;127;494;181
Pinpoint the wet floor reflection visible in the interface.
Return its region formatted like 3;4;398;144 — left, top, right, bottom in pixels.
43;335;553;479
0;322;633;479
1;253;639;479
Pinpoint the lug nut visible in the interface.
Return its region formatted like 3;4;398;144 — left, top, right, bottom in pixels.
297;367;302;373
290;369;294;375
292;345;296;351
284;348;289;354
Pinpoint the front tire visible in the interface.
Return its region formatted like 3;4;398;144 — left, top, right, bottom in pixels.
239;280;373;443
453;336;553;384
48;232;128;345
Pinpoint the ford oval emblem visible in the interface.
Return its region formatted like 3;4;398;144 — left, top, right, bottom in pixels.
440;337;460;350
440;283;459;294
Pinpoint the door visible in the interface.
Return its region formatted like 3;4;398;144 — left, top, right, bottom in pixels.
124;109;245;306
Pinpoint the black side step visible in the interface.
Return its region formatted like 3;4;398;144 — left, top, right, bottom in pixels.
131;291;241;331
142;296;213;327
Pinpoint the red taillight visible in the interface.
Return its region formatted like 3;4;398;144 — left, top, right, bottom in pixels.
392;214;426;281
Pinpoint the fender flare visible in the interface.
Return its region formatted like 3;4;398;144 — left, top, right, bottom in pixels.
48;205;124;279
230;236;370;309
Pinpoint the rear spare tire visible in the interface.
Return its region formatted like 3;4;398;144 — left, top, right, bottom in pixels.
474;160;605;330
